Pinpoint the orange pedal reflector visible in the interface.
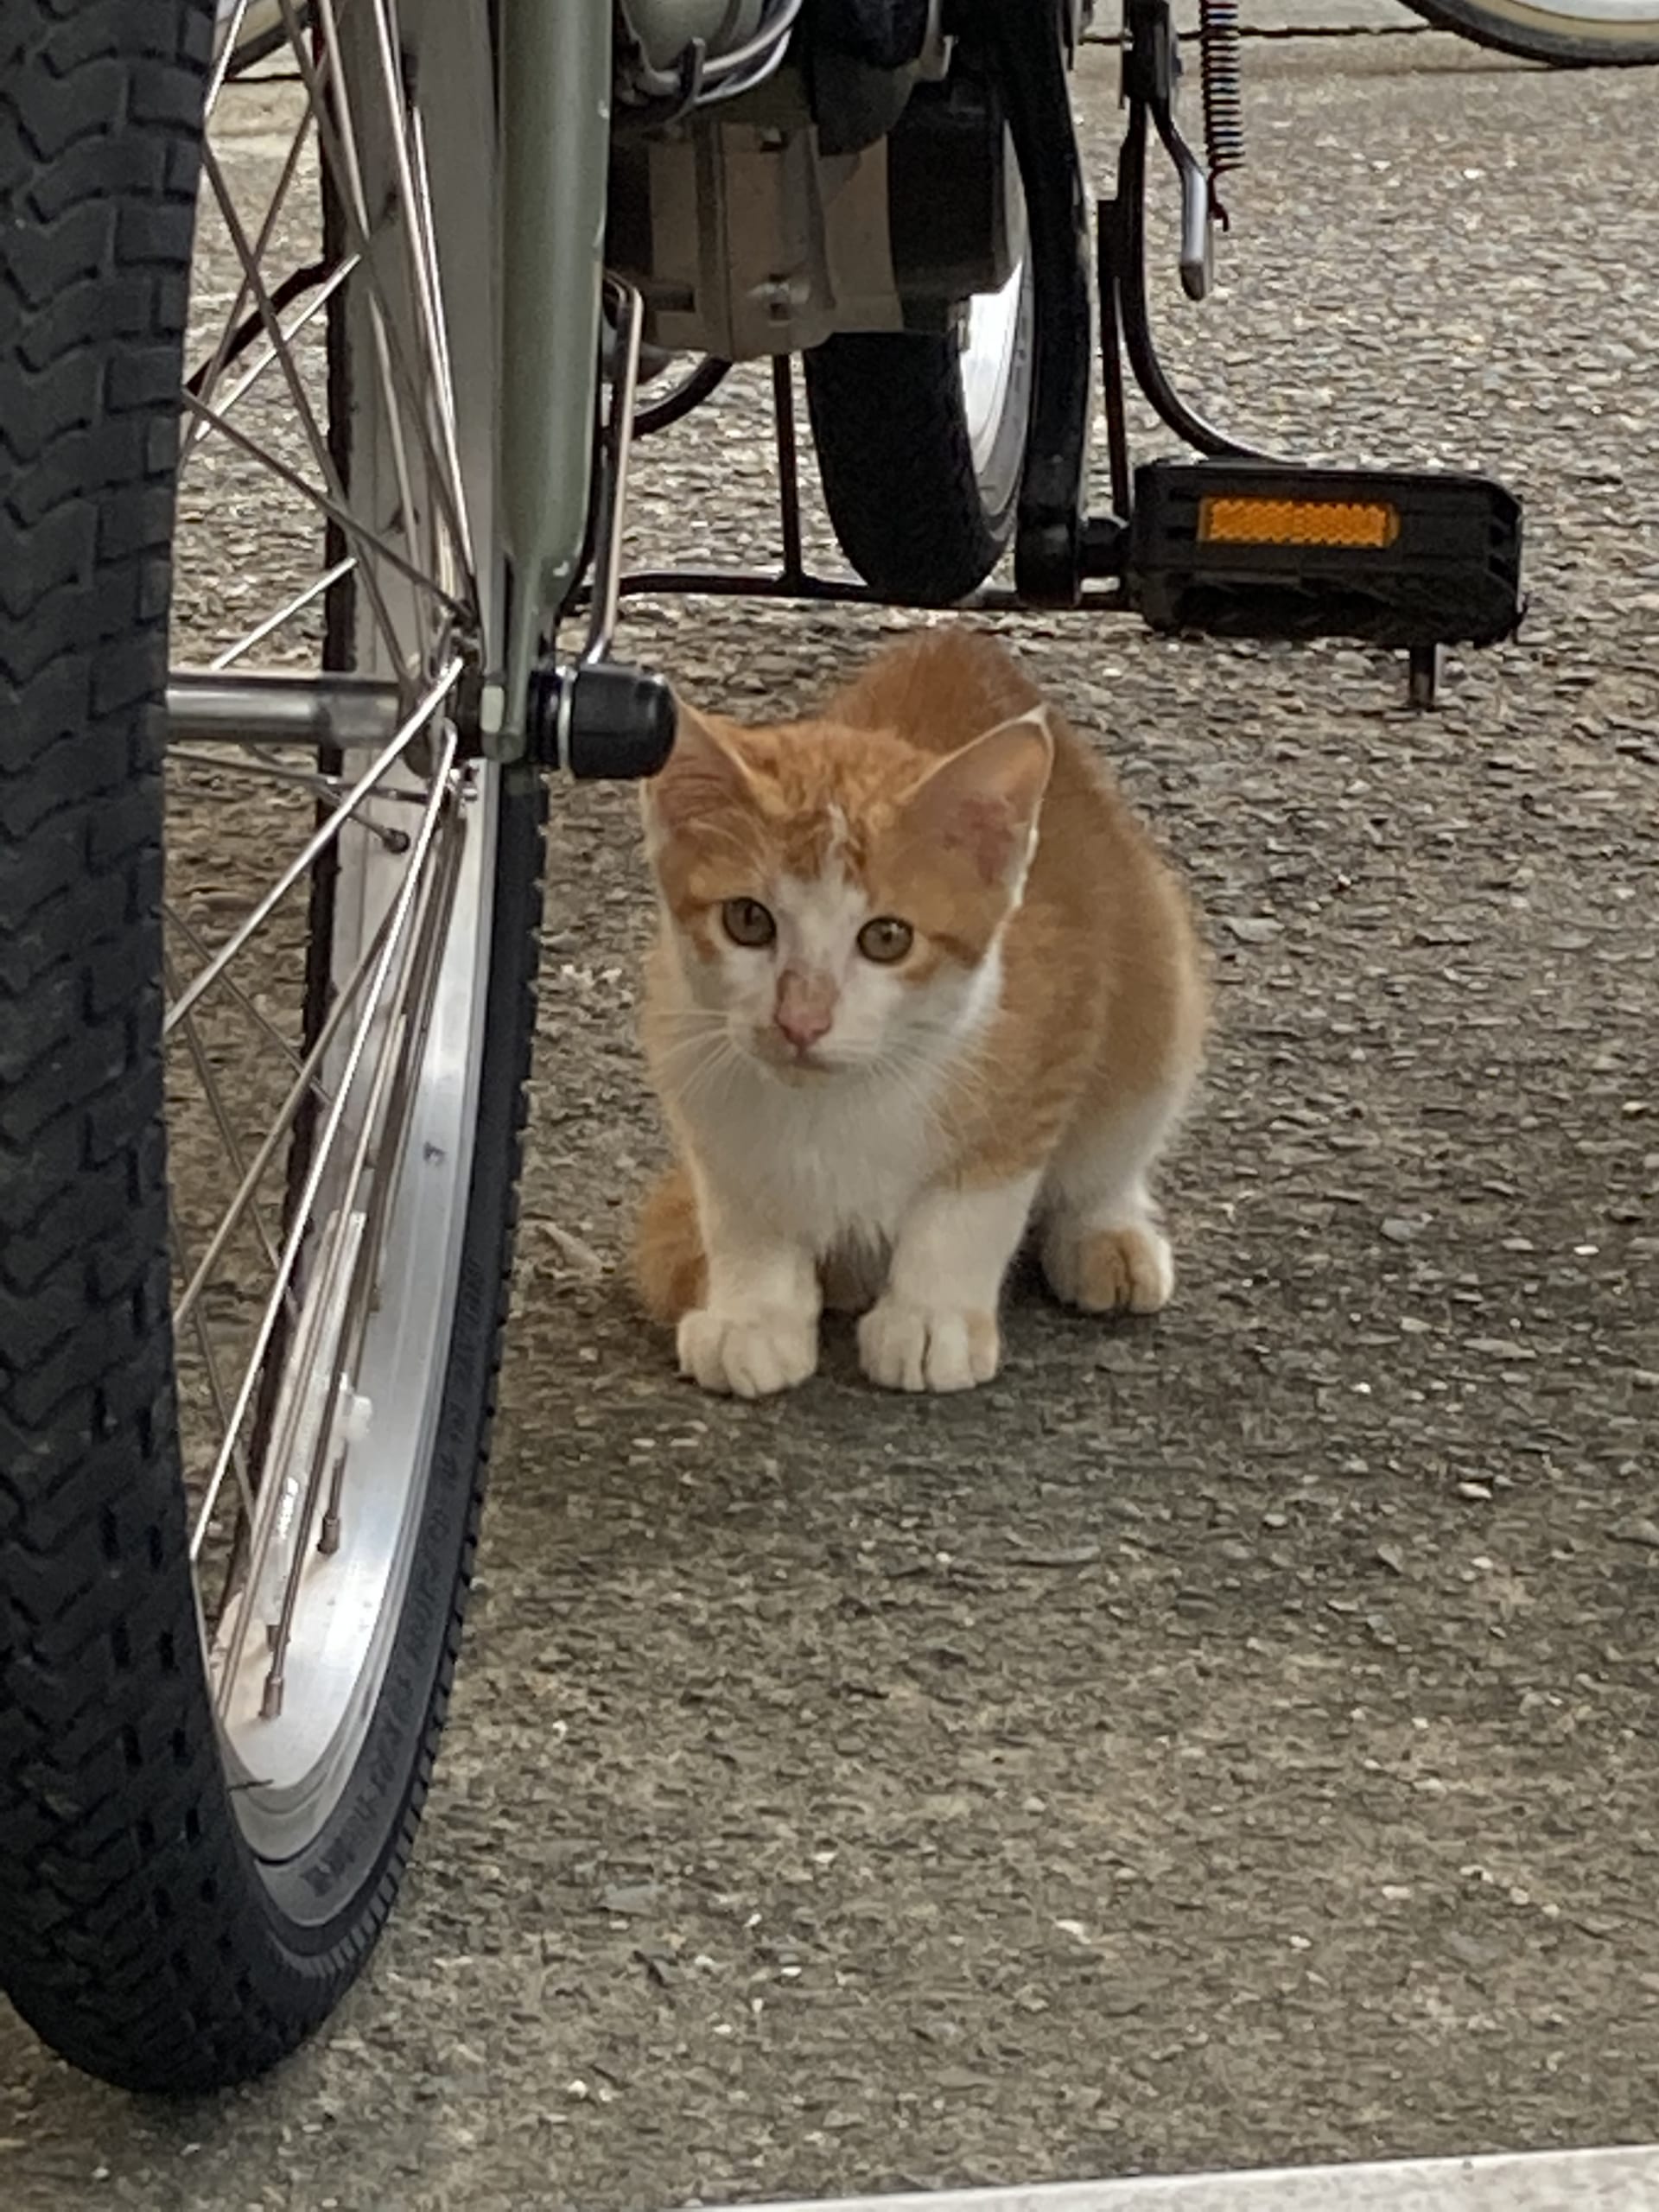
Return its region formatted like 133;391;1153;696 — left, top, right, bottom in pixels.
1198;495;1401;550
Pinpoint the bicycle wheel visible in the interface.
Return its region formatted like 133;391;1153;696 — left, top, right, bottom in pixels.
804;230;1034;606
0;0;539;2091
1403;0;1659;64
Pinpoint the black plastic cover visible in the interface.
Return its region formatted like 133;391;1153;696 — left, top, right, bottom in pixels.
808;0;929;68
532;663;678;780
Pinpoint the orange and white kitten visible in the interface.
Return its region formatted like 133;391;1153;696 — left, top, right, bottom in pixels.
634;628;1207;1397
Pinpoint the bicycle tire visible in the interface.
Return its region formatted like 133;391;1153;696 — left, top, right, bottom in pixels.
804;262;1034;607
0;0;541;2092
1403;0;1659;66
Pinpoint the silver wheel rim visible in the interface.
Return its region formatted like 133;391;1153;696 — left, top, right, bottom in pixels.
958;167;1033;521
170;0;499;1861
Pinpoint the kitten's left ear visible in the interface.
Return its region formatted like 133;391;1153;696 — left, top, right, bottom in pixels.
898;708;1055;888
641;701;755;846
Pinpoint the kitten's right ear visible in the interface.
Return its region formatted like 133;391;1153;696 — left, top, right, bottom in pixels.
642;702;754;843
897;708;1055;890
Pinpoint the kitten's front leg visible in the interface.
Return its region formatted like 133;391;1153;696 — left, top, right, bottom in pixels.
859;1172;1040;1394
678;1185;821;1399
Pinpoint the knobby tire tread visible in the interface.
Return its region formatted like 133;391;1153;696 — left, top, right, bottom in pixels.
804;329;1012;607
0;0;541;2090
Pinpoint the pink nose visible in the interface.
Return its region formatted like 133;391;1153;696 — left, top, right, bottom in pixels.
774;974;835;1051
775;1001;833;1051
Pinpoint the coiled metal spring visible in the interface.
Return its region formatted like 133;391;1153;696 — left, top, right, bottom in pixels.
1198;0;1245;179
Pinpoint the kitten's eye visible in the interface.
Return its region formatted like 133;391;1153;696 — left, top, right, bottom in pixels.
857;916;913;965
721;897;776;949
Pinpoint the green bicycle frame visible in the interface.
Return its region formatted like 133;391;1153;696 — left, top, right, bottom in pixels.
494;0;612;751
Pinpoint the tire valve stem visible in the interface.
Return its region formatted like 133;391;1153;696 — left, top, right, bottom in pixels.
1199;0;1245;216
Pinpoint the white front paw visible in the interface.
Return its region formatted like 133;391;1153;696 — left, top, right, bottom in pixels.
677;1305;818;1398
857;1298;1001;1394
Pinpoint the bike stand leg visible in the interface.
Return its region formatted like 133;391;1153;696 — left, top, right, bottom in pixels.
1096;196;1134;523
1408;643;1442;711
772;353;806;588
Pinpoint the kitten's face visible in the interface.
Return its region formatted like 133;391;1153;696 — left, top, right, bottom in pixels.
645;705;1052;1080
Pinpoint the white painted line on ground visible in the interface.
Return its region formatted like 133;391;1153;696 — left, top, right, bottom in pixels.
689;2144;1659;2212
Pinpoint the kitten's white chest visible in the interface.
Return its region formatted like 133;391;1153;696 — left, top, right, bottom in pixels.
697;1065;939;1254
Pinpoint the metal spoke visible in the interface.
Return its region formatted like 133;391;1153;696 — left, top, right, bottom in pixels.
166;897;321;1092
168;746;416;850
183;875;412;1560
207;553;356;671
186;256;360;470
326;762;465;1364
179;388;467;622
406;103;474;580
202;734;459;1694
174;878;407;1348
171;747;426;804
164;951;290;1295
278;0;472;575
280;0;423;582
172;1228;259;1535
187;96;318;432
261;800;464;1706
240;1205;365;1717
315;804;460;1561
165;656;461;1041
188;1309;260;1537
196;137;410;669
204;0;257;123
171;750;339;800
365;0;474;580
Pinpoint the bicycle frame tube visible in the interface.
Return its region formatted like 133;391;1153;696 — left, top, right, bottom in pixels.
495;0;612;752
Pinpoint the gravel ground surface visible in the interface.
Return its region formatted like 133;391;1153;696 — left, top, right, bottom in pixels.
7;19;1659;2212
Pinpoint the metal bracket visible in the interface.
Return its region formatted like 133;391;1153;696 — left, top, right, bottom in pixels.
1124;0;1215;301
525;275;677;779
